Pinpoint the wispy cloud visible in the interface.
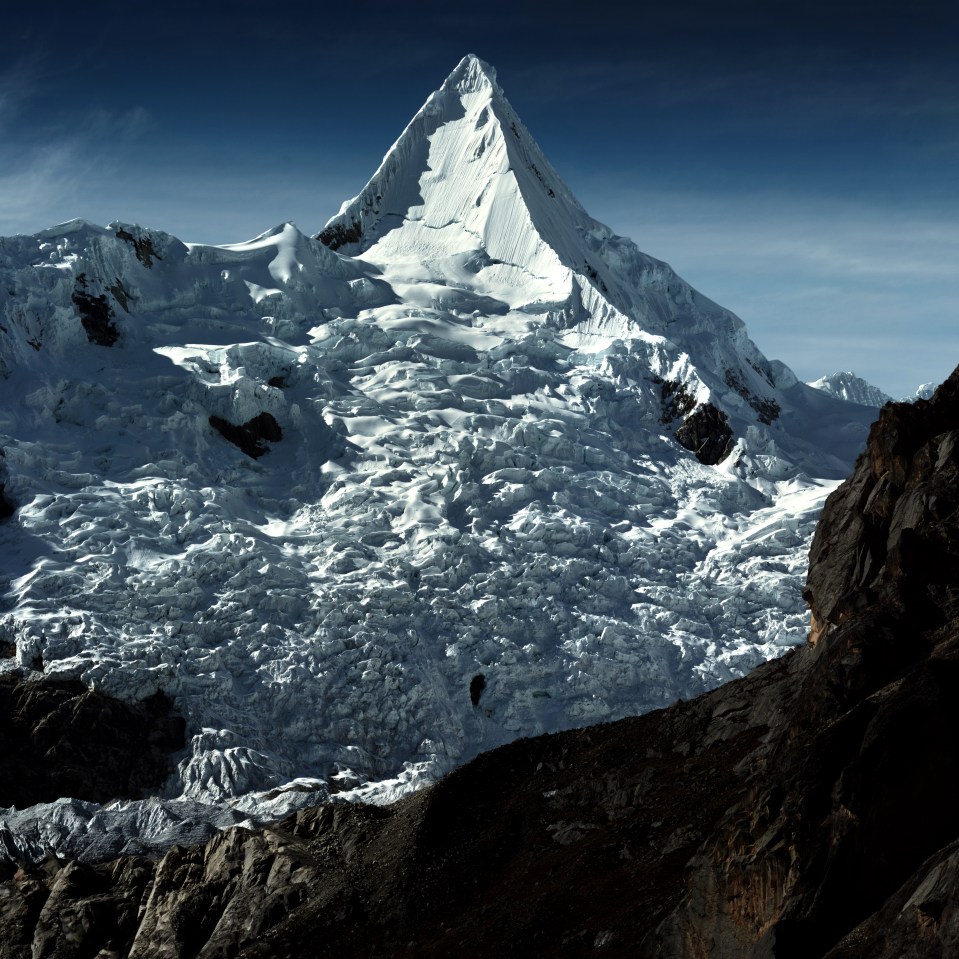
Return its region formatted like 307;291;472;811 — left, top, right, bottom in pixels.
592;188;959;282
580;186;959;397
0;143;80;226
0;55;47;132
0;55;150;235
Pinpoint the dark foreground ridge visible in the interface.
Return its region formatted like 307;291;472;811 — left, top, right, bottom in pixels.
2;368;958;957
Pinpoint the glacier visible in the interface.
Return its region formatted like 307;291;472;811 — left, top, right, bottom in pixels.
0;55;877;860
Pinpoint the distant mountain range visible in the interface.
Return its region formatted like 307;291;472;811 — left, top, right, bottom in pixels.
806;371;943;407
806;371;894;407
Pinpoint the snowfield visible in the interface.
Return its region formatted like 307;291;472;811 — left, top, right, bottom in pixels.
0;56;875;861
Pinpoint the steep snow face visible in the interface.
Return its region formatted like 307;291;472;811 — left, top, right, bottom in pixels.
807;372;893;408
0;57;879;861
322;55;793;439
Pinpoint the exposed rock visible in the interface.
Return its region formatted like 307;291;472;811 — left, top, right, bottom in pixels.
661;380;735;465
123;825;314;958
0;678;185;809
115;228;161;268
0;857;154;959
108;278;134;313
675;402;735;465
469;673;486;706
803;386;959;643
660;378;696;423
72;274;119;347
208;412;282;459
316;220;363;251
2;369;958;956
725;367;781;424
826;839;959;958
654;365;959;957
0;482;14;520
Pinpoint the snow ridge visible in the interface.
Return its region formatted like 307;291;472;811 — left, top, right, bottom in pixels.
0;57;877;861
807;371;893;408
322;57;789;432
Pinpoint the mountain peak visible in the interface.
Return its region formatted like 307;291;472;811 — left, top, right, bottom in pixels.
317;54;586;268
316;56;854;462
441;53;499;95
807;371;893;408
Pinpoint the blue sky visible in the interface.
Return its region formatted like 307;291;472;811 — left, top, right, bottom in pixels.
2;0;956;397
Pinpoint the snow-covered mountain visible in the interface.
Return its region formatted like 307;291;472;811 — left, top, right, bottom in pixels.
807;371;893;408
0;55;877;860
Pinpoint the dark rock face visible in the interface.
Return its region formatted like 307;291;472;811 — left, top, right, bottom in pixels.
675;402;735;465
316;220;362;251
826;839;959;958
109;278;134;312
660;378;696;423
0;483;14;520
0;857;155;959
115;228;161;268
71;274;119;347
468;673;486;706
655;365;959;957
3;368;959;957
209;412;282;459
803;380;959;648
724;367;781;424
660;380;735;465
0;678;185;809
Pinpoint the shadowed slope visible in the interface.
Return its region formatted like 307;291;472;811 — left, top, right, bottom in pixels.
0;678;184;811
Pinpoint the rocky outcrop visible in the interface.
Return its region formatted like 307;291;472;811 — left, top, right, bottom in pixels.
826;839;959;957
660;378;697;422
208;412;282;459
316;220;362;251
0;484;13;520
661;380;735;465
0;678;185;809
803;382;959;647
725;367;781;424
674;402;735;465
115;228;162;268
2;368;958;956
71;274;119;347
653;365;959;956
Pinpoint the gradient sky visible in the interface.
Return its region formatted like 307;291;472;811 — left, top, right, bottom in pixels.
3;0;956;398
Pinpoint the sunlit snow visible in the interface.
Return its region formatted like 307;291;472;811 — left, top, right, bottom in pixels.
0;56;876;860
807;371;893;407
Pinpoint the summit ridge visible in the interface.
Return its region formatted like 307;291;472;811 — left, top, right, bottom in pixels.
320;55;830;472
441;53;500;93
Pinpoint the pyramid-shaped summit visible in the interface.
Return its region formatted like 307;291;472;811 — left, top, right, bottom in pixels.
319;52;588;283
320;54;855;470
441;51;500;93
